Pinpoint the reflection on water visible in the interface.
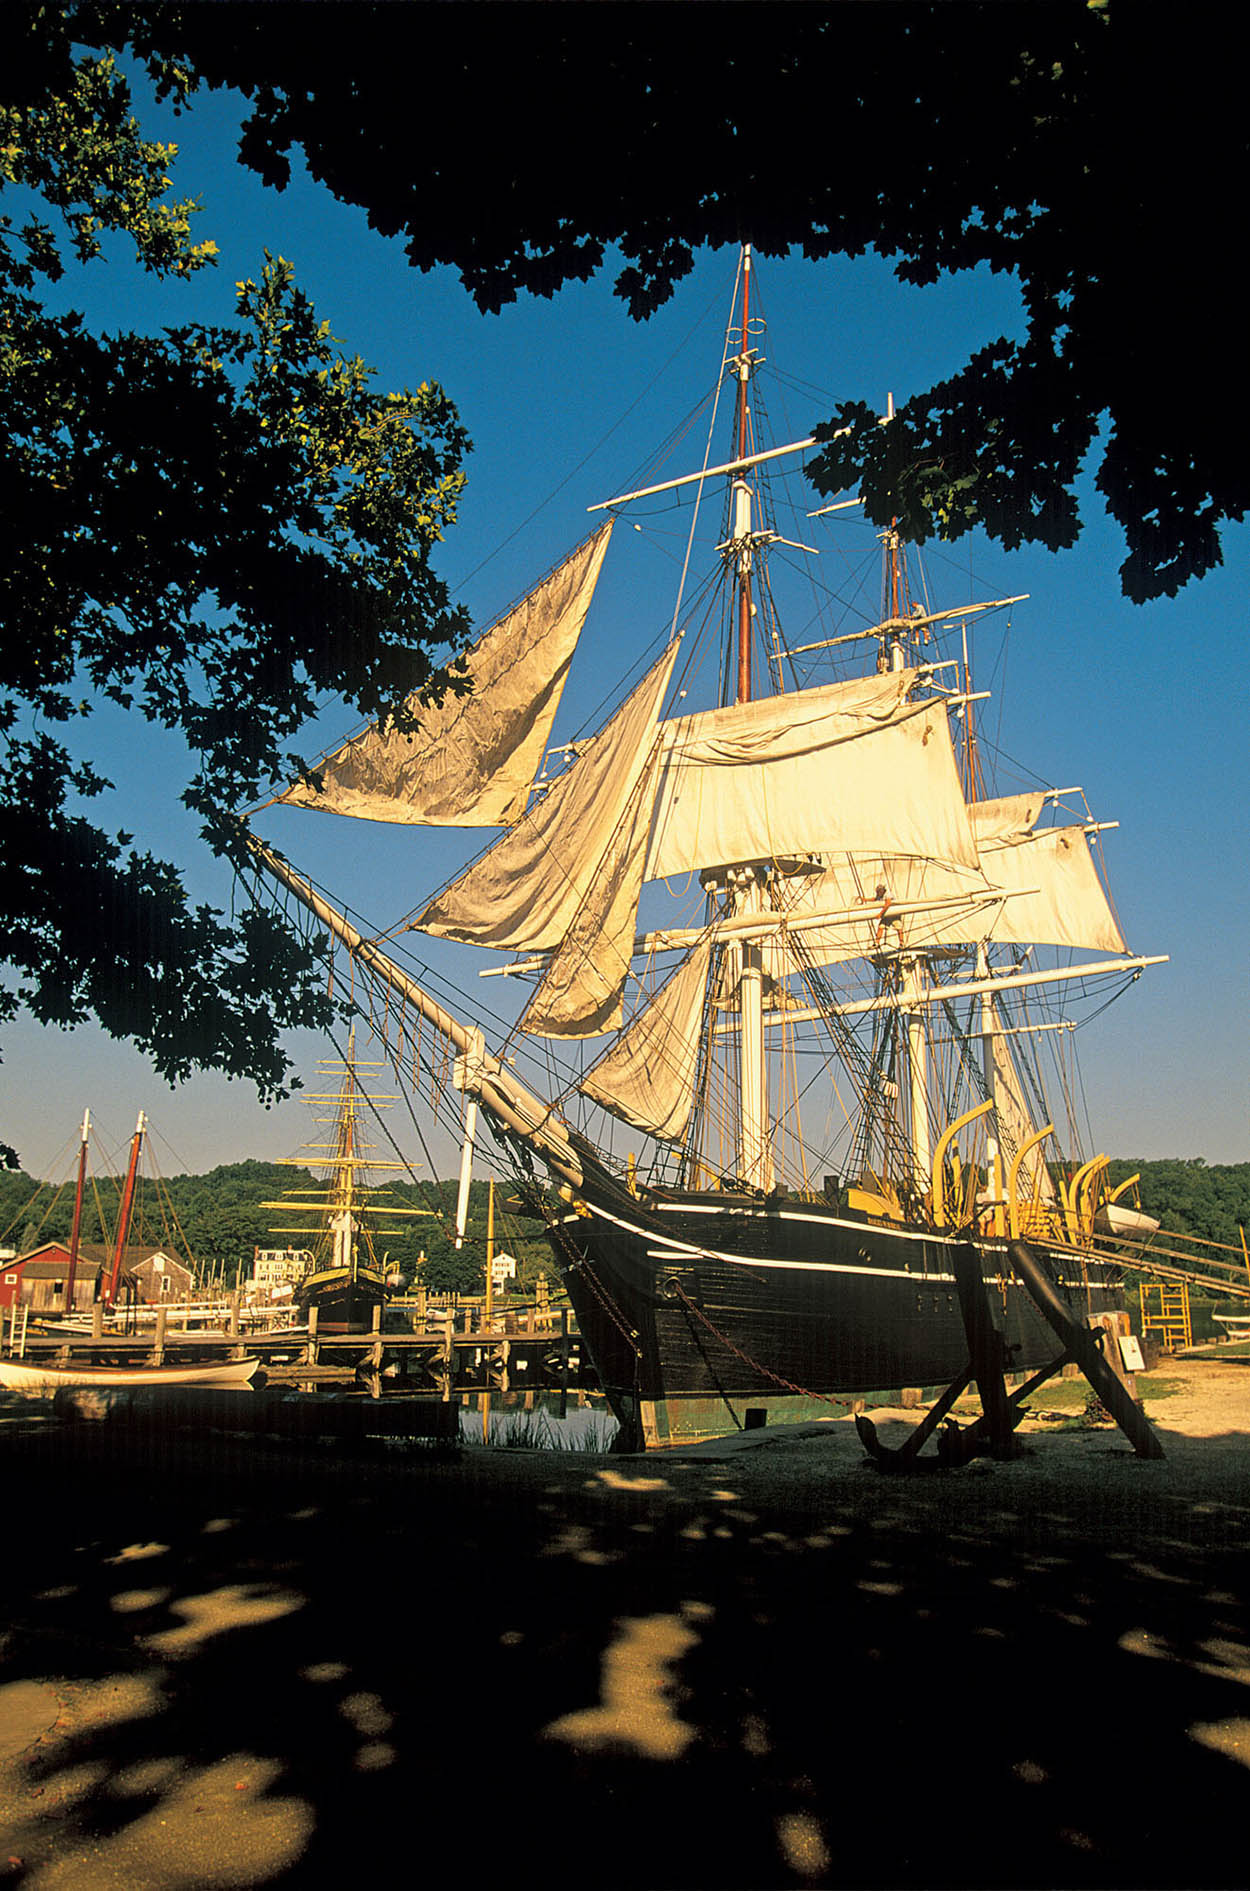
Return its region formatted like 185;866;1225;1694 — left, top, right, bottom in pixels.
235;1380;619;1452
461;1396;619;1452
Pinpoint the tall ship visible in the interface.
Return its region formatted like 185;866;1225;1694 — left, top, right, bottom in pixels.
262;1036;421;1334
246;249;1165;1446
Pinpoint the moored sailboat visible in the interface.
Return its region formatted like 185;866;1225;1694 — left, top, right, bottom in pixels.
1;1111;263;1395
245;248;1167;1447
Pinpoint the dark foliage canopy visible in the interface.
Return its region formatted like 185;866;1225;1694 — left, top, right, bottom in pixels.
3;1;1242;1163
87;0;1248;605
1;3;472;1162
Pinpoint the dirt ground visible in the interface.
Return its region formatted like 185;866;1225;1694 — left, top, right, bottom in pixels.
0;1354;1247;1889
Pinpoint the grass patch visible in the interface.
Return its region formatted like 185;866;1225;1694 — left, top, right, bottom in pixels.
943;1371;1189;1432
1135;1374;1187;1402
1019;1371;1186;1415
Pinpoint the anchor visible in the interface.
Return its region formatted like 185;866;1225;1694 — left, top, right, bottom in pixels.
855;1238;1165;1471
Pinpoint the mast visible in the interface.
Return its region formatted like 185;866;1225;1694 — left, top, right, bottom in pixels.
875;417;934;1205
733;869;771;1190
733;245;755;706
976;943;1005;1236
330;1030;359;1281
64;1107;89;1315
879;396;903;675
485;1177;495;1324
105;1110;146;1309
902;956;932;1194
726;245;771;1189
262;1038;432;1274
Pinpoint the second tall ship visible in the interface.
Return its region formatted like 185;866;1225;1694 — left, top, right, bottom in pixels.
263;1036;422;1334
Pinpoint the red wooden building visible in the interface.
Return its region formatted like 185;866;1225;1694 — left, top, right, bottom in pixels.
0;1242;192;1313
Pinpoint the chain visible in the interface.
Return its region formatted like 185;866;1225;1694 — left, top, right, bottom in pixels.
667;1277;845;1406
519;1179;643;1360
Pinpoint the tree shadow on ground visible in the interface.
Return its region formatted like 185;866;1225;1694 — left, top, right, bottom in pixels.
0;1406;1247;1888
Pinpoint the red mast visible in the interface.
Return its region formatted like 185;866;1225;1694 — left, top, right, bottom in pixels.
105;1111;146;1309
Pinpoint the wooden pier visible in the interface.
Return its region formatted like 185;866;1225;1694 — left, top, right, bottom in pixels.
0;1299;594;1402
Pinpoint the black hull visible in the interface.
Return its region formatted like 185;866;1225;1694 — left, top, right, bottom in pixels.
296;1269;388;1337
546;1178;1122;1448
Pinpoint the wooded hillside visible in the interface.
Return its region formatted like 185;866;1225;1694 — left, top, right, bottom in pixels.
3;1156;1244;1295
1105;1160;1250;1257
0;1161;555;1296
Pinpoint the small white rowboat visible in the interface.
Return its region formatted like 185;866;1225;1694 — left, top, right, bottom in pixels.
0;1354;261;1396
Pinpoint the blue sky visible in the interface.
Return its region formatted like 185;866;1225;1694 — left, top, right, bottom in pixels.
4;69;1247;1185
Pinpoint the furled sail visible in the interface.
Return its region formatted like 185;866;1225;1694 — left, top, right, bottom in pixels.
580;945;713;1142
414;642;680;952
644;671;979;881
275;524;612;827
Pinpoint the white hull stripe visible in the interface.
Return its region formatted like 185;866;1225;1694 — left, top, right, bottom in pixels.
645;1246;960;1284
563;1201;1090;1291
656;1197;986;1252
585;1199;945;1283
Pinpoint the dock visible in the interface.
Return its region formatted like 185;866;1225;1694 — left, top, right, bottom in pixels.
0;1299;593;1401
